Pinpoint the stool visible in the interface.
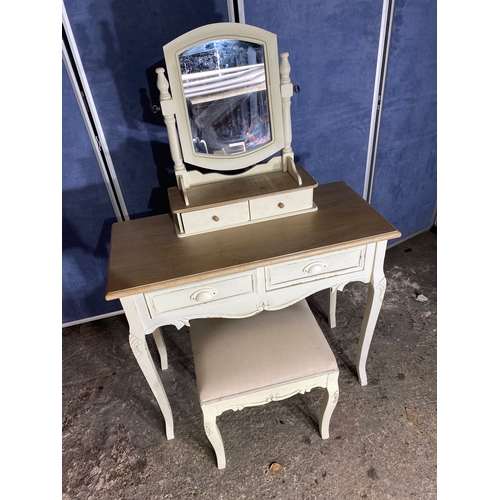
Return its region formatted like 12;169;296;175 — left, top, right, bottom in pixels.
189;299;340;469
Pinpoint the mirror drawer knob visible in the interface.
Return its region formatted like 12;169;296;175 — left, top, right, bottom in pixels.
278;202;285;209
212;215;220;222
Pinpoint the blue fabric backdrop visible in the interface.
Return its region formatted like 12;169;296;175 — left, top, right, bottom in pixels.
371;0;437;241
245;0;384;195
64;0;229;219
245;0;437;242
62;61;120;323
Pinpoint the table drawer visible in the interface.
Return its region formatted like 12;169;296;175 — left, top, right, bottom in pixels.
145;272;257;316
181;201;249;234
249;189;314;220
265;246;366;290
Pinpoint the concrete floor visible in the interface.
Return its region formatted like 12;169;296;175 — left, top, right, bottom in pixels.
62;230;437;499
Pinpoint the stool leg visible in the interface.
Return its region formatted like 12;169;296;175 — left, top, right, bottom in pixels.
318;372;340;439
201;406;226;469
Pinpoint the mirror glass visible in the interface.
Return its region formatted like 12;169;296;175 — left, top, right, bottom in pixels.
178;39;271;157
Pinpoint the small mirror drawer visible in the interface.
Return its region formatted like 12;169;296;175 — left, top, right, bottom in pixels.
181;201;249;234
249;189;314;220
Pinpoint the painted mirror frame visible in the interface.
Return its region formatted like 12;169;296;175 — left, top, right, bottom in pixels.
164;23;284;172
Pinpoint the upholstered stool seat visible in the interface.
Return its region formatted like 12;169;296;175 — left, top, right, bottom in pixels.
190;299;340;469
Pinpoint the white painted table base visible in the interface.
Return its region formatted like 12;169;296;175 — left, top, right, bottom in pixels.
119;239;387;440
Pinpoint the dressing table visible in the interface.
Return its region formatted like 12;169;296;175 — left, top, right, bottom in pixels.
106;181;400;439
105;23;400;440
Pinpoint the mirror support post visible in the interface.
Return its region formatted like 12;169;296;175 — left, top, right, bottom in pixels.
279;52;293;165
279;53;301;185
156;68;190;205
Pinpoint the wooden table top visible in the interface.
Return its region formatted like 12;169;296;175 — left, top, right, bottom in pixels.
106;181;401;300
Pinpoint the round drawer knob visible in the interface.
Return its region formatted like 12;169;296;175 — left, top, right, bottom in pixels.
278;202;285;209
212;215;220;222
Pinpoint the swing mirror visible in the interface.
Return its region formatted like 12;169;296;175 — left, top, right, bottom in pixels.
164;23;284;172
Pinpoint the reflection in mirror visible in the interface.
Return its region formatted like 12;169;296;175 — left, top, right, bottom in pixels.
178;39;271;157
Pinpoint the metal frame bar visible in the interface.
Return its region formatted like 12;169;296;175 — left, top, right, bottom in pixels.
227;0;245;23
363;0;396;203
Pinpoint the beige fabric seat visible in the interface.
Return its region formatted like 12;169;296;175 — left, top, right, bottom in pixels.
190;299;340;469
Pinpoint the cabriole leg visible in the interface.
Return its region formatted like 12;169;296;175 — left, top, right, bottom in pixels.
202;406;226;469
319;372;340;439
121;297;174;440
128;333;174;440
356;241;388;386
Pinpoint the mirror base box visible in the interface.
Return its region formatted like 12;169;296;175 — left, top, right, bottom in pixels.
168;165;318;237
